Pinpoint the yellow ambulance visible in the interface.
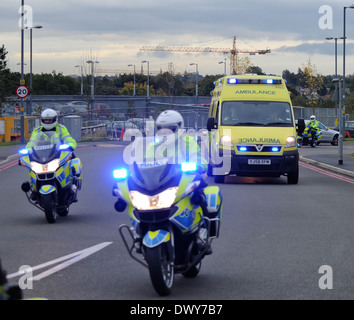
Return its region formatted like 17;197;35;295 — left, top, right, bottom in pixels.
206;75;299;184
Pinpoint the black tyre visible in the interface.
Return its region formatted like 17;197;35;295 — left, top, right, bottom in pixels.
331;135;339;146
145;244;174;296
214;175;225;184
42;194;57;224
287;163;299;185
207;164;213;177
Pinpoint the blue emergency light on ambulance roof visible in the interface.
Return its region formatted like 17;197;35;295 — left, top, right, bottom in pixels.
227;78;237;84
266;79;274;84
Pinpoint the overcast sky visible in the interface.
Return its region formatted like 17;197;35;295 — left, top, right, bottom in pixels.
2;0;354;78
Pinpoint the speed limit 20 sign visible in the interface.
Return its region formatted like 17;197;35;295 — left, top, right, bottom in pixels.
16;85;29;98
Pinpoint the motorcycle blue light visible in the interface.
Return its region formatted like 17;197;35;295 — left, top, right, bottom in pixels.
181;162;197;172
113;168;128;179
59;144;70;150
272;147;280;152
239;146;247;152
19;149;29;155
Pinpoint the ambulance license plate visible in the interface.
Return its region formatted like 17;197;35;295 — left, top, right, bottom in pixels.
248;159;271;165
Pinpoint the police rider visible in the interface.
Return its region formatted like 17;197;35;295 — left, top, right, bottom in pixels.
26;108;81;201
147;110;213;254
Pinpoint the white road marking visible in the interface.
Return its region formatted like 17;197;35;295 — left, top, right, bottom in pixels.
7;242;113;281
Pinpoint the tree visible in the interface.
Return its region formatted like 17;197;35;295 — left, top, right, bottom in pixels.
0;45;10;114
301;59;324;113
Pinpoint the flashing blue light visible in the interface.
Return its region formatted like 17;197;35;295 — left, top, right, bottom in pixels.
271;147;280;152
19;148;29;155
181;162;197;172
227;78;237;84
239;146;248;152
113;168;128;179
266;79;274;84
59;144;70;151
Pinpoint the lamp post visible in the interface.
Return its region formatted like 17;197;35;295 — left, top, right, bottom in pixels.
86;60;99;120
127;64;136;96
343;5;354;142
326;37;344;125
20;0;25;144
190;63;199;105
218;59;227;76
142;60;149;97
75;65;84;96
28;25;42;115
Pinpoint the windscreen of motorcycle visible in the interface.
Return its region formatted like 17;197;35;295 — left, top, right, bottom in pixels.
131;160;180;192
30;131;60;164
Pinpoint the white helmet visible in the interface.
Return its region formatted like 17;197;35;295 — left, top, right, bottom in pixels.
156;110;184;132
310;115;316;121
41;108;58;130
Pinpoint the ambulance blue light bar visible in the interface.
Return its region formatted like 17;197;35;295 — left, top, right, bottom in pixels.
227;78;282;85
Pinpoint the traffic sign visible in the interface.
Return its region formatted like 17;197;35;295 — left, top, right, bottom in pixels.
16;85;29;99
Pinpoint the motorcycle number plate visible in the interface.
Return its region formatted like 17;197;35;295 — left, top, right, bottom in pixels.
248;159;271;165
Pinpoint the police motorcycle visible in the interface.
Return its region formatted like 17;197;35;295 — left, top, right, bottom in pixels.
113;156;223;296
296;119;322;148
19;131;82;224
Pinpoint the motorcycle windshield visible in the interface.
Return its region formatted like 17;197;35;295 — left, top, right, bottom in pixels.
29;131;61;164
132;159;180;193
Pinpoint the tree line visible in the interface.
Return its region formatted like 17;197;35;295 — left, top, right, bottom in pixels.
2;44;354;116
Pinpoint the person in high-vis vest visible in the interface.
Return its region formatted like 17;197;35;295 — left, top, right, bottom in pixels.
146;110;212;254
26;108;82;201
27;108;77;150
146;110;208;176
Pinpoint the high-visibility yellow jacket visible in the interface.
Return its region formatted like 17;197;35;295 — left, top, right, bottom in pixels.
26;124;77;150
146;134;208;173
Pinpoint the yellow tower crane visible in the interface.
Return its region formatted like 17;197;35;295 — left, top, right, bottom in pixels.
140;36;271;75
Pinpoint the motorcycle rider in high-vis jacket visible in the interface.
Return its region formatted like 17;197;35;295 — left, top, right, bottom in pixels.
26;108;82;201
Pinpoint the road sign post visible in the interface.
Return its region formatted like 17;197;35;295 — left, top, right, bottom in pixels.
16;85;29;145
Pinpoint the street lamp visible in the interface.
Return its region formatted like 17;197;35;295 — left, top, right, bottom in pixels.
142;60;149;97
190;63;199;104
127;64;136;96
342;5;354;144
86;60;99;119
75;65;84;96
28;25;43;115
326;36;344;128
218;59;226;76
20;0;25;144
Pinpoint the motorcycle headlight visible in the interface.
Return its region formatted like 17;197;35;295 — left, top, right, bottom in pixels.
129;187;178;211
30;159;60;174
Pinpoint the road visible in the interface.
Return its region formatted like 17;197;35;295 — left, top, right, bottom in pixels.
1;142;354;300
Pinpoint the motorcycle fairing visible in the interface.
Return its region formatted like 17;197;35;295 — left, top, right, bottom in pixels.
204;186;222;217
170;197;202;233
143;230;171;248
39;185;56;194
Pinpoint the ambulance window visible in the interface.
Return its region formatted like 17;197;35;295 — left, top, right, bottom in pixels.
221;101;293;126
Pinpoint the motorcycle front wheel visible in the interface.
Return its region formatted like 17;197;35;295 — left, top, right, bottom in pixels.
42;194;57;224
145;244;174;296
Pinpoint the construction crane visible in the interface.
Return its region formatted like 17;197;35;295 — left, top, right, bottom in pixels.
140;36;271;75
